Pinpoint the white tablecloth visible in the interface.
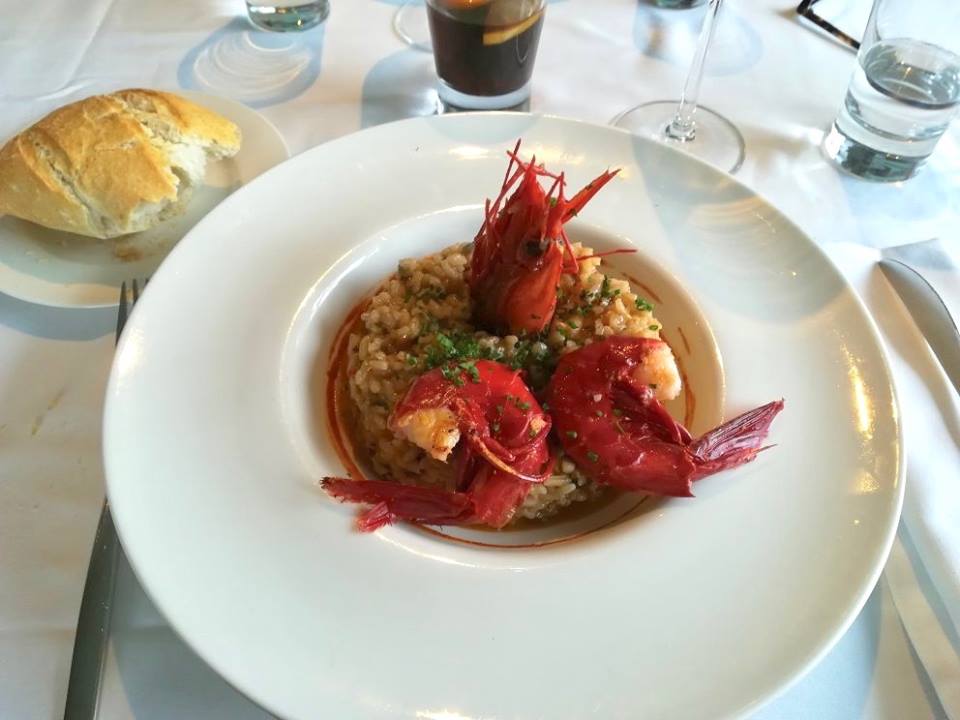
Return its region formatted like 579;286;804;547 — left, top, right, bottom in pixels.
1;1;958;718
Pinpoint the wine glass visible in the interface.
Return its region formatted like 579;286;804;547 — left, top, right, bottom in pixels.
612;0;745;174
393;0;432;52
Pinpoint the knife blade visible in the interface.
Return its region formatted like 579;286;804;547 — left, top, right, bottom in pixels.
879;258;960;395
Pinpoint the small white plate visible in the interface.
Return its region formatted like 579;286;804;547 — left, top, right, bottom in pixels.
104;114;903;720
0;91;288;308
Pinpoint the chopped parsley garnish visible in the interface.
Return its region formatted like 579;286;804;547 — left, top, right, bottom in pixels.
424;331;504;369
505;334;558;390
587;450;599;462
458;360;481;383
597;276;621;302
635;297;654;312
576;281;618;315
612;408;623;417
570;291;589;314
405;355;418;367
420;316;440;334
648;324;660;331
436;333;457;355
417;286;446;300
420;330;559;393
425;338;489;386
565;430;578;439
439;365;465;387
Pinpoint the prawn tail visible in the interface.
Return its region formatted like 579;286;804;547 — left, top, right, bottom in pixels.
690;400;785;478
356;502;396;532
321;478;475;531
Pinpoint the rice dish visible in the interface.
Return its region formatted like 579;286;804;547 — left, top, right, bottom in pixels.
343;241;663;521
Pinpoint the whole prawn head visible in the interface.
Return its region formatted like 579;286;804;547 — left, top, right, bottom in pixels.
322;360;554;531
547;336;784;497
469;141;619;336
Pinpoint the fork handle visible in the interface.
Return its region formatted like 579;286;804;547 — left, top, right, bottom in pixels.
63;282;136;718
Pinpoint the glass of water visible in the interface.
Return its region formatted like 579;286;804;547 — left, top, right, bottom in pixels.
246;0;329;32
823;0;960;181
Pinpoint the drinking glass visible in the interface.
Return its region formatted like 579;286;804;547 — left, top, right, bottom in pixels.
612;0;745;174
426;0;546;111
246;0;329;32
822;0;960;181
394;1;432;52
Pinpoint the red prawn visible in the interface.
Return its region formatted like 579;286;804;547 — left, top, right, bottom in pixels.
468;140;622;336
322;360;553;531
546;337;784;496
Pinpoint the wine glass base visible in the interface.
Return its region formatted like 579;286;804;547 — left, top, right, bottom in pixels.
612;100;745;174
393;1;432;52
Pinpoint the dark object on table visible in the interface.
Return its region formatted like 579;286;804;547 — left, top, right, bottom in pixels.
796;0;860;50
63;279;146;720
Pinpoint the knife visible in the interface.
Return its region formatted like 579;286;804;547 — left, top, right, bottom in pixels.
879;258;960;395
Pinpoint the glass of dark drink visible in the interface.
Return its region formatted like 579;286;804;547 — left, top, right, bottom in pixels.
426;0;546;111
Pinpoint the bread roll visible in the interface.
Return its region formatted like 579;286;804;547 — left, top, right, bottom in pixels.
0;89;241;239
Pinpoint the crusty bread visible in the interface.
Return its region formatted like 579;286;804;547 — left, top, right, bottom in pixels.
0;89;241;239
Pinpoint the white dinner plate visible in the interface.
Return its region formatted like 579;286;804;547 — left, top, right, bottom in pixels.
0;91;288;308
104;114;903;720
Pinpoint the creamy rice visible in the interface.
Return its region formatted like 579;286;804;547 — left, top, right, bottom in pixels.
344;242;662;521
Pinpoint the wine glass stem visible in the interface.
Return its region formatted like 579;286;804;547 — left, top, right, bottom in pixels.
666;0;724;143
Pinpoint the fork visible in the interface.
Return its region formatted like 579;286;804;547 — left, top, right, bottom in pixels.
63;278;147;720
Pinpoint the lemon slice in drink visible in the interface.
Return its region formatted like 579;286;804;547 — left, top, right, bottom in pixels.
483;9;542;46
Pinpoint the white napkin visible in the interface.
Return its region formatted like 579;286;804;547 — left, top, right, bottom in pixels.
828;239;960;719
